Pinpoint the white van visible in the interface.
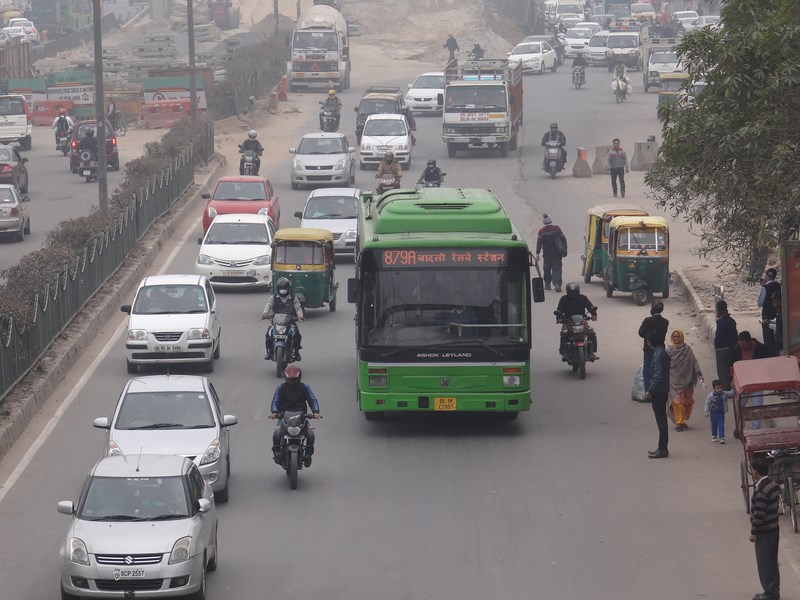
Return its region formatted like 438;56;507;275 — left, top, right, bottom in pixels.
0;95;31;150
555;1;585;23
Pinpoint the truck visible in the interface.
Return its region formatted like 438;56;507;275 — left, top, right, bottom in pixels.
641;37;680;92
441;59;523;159
287;4;350;92
207;0;240;30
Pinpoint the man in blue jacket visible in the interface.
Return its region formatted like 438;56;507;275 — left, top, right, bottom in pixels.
645;330;671;459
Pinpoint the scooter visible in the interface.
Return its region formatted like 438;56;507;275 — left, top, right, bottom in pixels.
58;131;71;156
375;172;401;194
417;172;446;188
238;145;260;176
543;140;564;179
555;310;597;380
270;411;320;490
572;66;586;90
264;313;299;378
79;150;98;183
319;102;338;132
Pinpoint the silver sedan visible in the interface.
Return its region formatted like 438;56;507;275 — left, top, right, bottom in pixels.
0;183;29;241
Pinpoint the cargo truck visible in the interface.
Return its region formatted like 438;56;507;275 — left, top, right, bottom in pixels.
441;59;523;158
287;4;350;92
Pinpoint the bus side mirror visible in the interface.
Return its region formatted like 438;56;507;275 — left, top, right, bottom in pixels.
347;278;359;303
532;278;545;303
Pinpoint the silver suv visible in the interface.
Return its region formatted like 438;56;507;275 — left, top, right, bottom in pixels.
57;454;218;599
0;94;32;150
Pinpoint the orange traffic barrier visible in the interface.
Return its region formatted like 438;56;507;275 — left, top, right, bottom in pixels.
278;75;288;101
141;100;200;129
267;92;278;112
32;100;75;126
578;147;587;161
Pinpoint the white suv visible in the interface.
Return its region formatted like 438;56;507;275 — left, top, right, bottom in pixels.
121;274;222;374
359;113;413;169
0;95;32;150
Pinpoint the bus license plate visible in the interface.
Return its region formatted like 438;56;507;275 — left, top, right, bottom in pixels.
434;397;457;411
113;568;146;580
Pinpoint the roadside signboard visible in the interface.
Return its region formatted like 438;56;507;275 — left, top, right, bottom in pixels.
142;76;207;110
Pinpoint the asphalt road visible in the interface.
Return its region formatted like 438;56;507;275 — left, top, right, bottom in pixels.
0;125;163;272
0;57;796;600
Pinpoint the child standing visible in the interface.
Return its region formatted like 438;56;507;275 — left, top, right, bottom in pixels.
704;379;734;444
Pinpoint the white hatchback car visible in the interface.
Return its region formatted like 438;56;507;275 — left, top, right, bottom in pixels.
564;28;593;57
121;274;221;374
359;113;413;169
508;41;558;74
195;213;275;289
405;71;445;113
294;188;360;255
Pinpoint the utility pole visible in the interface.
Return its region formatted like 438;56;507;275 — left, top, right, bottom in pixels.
274;0;280;35
296;0;301;20
91;0;108;216
187;0;198;118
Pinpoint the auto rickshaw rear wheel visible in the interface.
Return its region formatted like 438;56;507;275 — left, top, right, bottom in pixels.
632;288;650;306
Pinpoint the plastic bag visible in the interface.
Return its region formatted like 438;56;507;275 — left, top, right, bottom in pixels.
631;363;647;402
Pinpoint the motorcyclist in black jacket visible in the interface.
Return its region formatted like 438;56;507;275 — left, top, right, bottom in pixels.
556;282;599;360
572;51;588;67
78;128;98;157
269;365;320;466
418;159;444;186
541;122;567;167
261;277;304;361
239;130;264;175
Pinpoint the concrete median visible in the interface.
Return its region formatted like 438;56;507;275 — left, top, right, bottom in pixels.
572;146;592;178
630;140;659;171
592;145;612;175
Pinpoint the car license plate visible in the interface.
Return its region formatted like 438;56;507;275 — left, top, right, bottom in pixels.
82;170;91;176
154;344;182;352
113;568;146;580
434;397;457;411
221;270;241;276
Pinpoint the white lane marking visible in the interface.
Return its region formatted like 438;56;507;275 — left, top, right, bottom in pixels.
0;220;197;504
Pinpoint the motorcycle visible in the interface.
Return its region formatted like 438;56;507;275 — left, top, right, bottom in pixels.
319;102;338;132
265;313;299;378
271;411;320;489
417;172;446;188
375;172;401;194
58;131;71;156
238;145;260;176
467;49;485;60
572;66;586;90
612;76;629;103
543;140;564;179
555;310;596;380
79;150;98;183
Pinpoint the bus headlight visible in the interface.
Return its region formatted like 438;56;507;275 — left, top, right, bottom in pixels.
369;375;387;387
503;375;520;386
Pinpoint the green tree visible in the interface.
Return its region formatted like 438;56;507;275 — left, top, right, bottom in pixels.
645;0;800;270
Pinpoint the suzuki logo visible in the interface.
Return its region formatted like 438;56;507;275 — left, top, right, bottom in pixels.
124;556;134;565
440;377;450;388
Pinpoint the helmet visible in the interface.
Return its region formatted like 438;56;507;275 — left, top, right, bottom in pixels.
566;282;580;296
550;122;558;129
284;364;302;383
384;150;394;160
248;130;257;140
427;159;437;168
59;108;67;116
650;300;664;314
85;128;95;137
276;277;290;291
328;89;336;96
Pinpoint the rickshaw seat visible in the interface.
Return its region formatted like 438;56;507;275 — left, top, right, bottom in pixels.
743;427;800;454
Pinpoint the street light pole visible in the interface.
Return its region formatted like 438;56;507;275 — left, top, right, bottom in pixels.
187;0;197;118
274;0;279;35
92;0;108;216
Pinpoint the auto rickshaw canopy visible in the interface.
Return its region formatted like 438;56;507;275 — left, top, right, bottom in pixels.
273;228;335;244
733;356;800;395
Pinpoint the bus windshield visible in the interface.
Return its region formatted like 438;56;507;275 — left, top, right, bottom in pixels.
359;255;528;348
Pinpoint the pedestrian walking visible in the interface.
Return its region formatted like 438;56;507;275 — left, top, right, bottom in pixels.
666;330;703;431
535;214;567;292
758;268;781;354
749;457;781;600
714;300;738;390
646;330;670;459
703;379;733;443
444;34;460;63
638;300;669;390
605;138;629;198
730;331;775;432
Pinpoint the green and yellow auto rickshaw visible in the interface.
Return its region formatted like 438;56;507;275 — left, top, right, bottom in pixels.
272;228;338;311
581;204;649;283
604;215;670;305
657;72;690;117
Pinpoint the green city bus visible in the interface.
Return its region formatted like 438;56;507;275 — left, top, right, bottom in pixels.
347;187;544;420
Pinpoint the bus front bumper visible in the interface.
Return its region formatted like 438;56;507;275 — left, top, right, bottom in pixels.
359;390;531;413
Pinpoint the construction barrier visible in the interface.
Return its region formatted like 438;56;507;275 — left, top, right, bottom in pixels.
592;145;612;175
141;99;198;129
630;140;659;171
572;146;592;178
32;100;75;126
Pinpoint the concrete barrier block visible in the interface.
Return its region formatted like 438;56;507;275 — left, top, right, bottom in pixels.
631;141;659;171
592;145;612;175
572;146;592;178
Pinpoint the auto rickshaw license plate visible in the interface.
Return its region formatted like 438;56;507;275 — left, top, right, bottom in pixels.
434;397;457;411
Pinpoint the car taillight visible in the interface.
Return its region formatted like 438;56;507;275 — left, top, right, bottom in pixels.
0;165;11;172
9;207;17;216
71;140;77;148
112;137;117;147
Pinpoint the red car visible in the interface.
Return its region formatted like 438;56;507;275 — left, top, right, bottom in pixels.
201;176;281;232
69;119;119;173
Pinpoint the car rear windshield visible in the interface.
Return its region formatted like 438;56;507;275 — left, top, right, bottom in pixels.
0;188;17;203
0;98;25;116
132;284;208;315
0;148;15;161
79;475;189;520
358;99;396;114
213;181;267;200
116;391;216;430
75;123;113;139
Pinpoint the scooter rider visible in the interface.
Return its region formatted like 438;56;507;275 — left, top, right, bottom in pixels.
261;277;304;361
556;282;599;360
541;122;567;167
470;42;485;59
320;89;342;130
51;108;74;149
269;365;320;466
418;159;443;185
376;150;403;182
572;50;588;68
78;127;98;156
239;130;264;175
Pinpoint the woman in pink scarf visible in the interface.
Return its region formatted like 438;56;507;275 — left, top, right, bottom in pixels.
666;329;704;431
